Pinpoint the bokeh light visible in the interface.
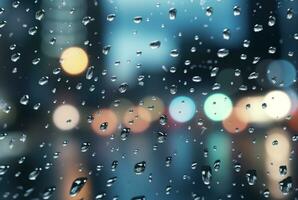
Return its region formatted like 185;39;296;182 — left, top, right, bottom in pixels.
263;90;291;120
91;109;118;137
141;96;165;121
222;107;248;134
204;93;232;121
53;104;80;130
110;98;133;118
288;108;298;131
266;60;296;87
235;96;271;123
123;106;151;133
60;47;89;75
169;96;196;123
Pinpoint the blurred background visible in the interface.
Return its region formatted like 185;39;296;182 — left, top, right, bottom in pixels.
0;0;297;199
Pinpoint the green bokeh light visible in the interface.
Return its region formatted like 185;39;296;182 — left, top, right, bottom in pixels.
204;93;233;121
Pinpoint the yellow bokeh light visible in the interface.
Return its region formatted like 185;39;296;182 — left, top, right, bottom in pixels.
141;96;165;121
235;96;271;123
53;104;80;130
263;90;291;120
60;47;89;75
123;106;151;133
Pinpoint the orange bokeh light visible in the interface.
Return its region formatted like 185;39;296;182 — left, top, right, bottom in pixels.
123;106;151;133
222;107;248;134
288;108;298;131
91;109;118;137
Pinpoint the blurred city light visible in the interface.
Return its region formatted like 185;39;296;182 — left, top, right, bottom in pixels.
263;90;291;120
91;108;118;137
169;96;196;123
203;93;233;121
53;104;80;130
222;107;248;134
266;60;296;88
60;47;89;75
140;96;165;121
123;106;151;133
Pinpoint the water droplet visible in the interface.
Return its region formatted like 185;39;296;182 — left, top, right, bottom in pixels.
234;163;241;172
192;76;202;82
0;165;9;175
11;52;21;62
107;14;116;22
245;170;257;185
120;128;130;141
133;16;142;24
134;161;146;175
268;16;276;26
82;16;92;25
263;189;270;198
169;8;177;20
28;168;41;180
149;40;161;49
0;99;11;113
205;7;213;16
99;122;108;131
38;76;49;86
248;72;258;80
85;66;94;80
279;165;287;176
157;131;167;143
170;49;179;57
217;48;229;58
131;195;146;200
111;160;118;171
28;26;38;35
223;28;230;40
169;84;177;94
213;160;221;172
42;186;56;200
35;9;45;21
159;114;168;126
254;24;263;32
102;45;111;55
118;82;128;93
12;1;20;8
81;142;91;152
233;6;241;16
69;177;88;197
201;166;212;185
165;156;172;167
20;95;29;105
0;20;7;28
286;8;293;20
106;176;117;187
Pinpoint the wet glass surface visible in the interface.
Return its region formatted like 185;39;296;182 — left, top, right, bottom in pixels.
0;0;298;199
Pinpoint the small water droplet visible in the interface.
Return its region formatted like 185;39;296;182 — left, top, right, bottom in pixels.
20;95;29;105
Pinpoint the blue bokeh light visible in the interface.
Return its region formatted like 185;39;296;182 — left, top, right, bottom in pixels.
169;96;196;123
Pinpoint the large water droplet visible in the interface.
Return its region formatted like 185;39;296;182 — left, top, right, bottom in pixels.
134;161;146;175
169;8;177;20
69;177;88;197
